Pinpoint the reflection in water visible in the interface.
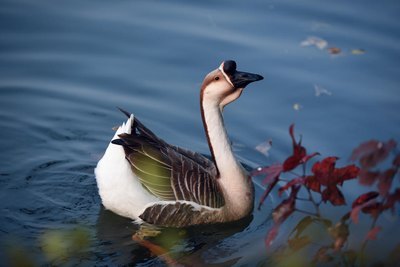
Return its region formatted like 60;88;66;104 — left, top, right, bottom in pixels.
96;207;253;265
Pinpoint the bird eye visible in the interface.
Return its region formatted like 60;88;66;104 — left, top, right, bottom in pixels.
214;76;220;81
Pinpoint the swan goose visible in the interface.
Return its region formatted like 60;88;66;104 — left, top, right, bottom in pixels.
95;60;263;227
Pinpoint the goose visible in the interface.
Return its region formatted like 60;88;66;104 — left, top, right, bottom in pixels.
95;60;263;227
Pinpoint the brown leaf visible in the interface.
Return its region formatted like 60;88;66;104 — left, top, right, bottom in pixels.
328;47;341;54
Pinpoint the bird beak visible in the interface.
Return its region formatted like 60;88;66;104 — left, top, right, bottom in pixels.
230;71;264;89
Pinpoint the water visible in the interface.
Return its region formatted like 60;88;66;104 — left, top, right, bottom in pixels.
0;0;399;266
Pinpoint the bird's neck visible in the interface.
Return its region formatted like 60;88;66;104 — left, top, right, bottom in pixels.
200;100;253;215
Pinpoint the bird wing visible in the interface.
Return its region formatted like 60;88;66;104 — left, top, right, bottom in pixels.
139;201;220;227
111;111;224;210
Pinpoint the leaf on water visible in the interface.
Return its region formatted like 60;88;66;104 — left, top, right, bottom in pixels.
328;47;341;54
351;49;366;55
300;36;328;50
365;226;382;240
314;84;332;97
255;139;273;156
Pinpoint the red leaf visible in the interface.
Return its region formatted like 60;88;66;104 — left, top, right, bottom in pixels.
351;139;397;169
352;191;379;208
358;169;380;186
378;168;396;196
265;224;280;248
334;164;360;185
365;226;382;241
282;124;307;172
301;152;320;164
322;185;346;206
251;164;283;185
278;177;305;196
305;175;321;193
272;198;295;224
283;155;303;172
272;186;300;224
351;200;377;224
312;157;338;186
361;202;383;218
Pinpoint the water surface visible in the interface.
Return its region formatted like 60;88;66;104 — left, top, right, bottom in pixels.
0;0;399;265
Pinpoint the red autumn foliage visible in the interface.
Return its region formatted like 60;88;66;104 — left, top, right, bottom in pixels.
350;139;397;169
272;186;299;224
352;191;379;208
305;157;359;206
282;124;306;172
252;124;400;260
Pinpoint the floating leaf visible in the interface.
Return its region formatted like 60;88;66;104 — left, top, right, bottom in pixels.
351;49;366;55
314;84;332;97
300;36;328;50
328;47;341;54
255;139;272;156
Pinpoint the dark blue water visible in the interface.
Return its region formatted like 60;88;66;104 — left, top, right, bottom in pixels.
1;0;399;266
